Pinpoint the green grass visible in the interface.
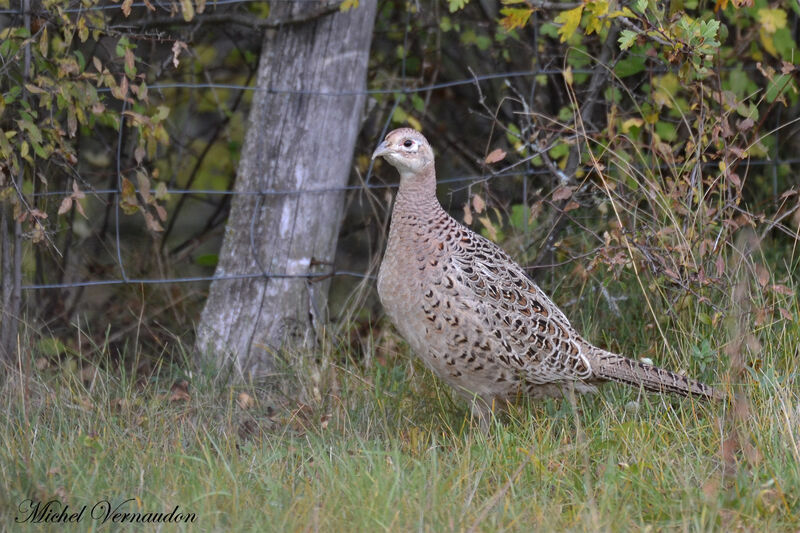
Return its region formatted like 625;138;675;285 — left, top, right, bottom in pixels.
1;276;799;531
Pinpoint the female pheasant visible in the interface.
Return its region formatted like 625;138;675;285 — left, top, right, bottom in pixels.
373;128;720;427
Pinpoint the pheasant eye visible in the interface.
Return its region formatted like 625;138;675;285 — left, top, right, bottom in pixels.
403;140;414;148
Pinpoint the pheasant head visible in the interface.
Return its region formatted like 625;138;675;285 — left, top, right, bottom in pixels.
372;128;434;181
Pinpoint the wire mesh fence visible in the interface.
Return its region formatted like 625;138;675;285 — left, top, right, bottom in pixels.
3;0;799;302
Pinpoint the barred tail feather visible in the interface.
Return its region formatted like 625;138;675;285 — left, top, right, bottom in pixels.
592;350;722;401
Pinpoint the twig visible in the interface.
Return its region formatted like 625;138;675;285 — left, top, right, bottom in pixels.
127;1;341;29
532;24;620;273
616;16;673;48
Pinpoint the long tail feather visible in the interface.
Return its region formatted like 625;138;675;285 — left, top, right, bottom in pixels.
592;349;722;400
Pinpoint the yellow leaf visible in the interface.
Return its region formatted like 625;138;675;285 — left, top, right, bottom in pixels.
340;0;358;11
563;66;573;86
77;17;88;43
757;8;787;34
499;7;533;31
478;215;497;241
180;0;194;22
608;7;636;18
39;26;47;57
759;28;777;57
621;117;643;133
406;115;422;131
554;5;583;43
585;0;609;35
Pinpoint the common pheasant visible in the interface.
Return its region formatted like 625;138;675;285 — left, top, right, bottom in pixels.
373;128;720;427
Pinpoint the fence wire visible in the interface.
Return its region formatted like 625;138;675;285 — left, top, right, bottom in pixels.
5;0;799;293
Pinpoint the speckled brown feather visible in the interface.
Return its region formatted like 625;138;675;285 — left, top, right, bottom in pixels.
374;128;721;419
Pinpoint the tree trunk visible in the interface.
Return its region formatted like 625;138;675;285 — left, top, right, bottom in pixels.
195;2;377;379
0;202;22;372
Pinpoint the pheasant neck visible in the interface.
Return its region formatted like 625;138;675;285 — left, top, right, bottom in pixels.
393;163;442;217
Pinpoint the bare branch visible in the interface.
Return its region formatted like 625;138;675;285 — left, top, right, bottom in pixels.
124;1;342;30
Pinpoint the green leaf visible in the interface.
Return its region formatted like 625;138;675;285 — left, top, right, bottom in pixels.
31;140;50;159
195;254;218;267
509;204;531;231
655;120;677;142
540;23;559;39
392;106;407;124
773;27;794;60
115;36;130;58
554;5;583;43
615;56;645;77
549;141;570;159
17;119;43;144
698;19;720;47
411;94;425;113
448;0;468;13
37;337;69;357
727;67;751;99
765;73;792;103
618;29;638;50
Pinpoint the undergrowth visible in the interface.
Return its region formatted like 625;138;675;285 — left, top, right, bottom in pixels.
1;255;798;531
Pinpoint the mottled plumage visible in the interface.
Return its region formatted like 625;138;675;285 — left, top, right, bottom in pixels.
373;128;720;426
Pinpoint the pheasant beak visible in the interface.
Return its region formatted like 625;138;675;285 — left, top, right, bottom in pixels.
371;140;391;160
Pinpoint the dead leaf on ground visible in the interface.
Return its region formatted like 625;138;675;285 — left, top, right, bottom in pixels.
169;380;190;402
238;419;261;440
715;253;725;277
237;392;255;410
755;264;769;287
769;283;793;296
702;477;720;499
721;435;739;467
80;366;96;383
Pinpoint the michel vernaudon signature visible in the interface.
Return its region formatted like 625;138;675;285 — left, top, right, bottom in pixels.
15;499;196;525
